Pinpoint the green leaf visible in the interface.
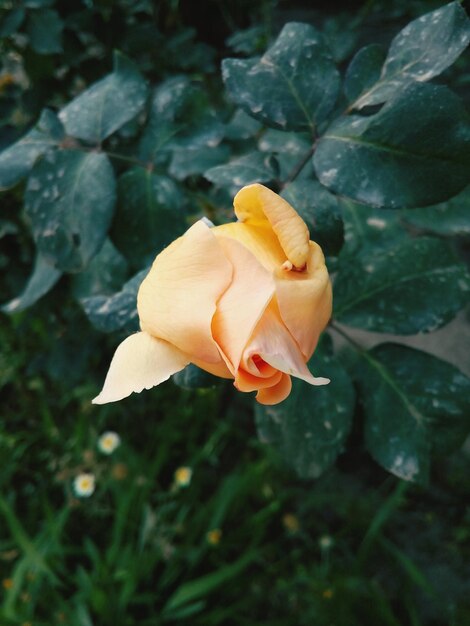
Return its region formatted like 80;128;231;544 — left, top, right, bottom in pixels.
281;179;344;256
25;150;116;272
169;144;231;180
111;168;186;270
139;76;224;165
338;198;406;258
71;239;128;300
349;2;470;109
222;22;340;132
0;109;64;190
2;252;61;313
401;187;470;237
258;129;312;181
334;236;470;334
81;267;148;333
173;365;219;390
344;44;386;104
354;343;470;483
314;83;470;209
26;8;63;54
24;0;55;6
205;152;277;191
0;219;18;239
59;51;148;144
0;7;25;37
224;109;262;141
255;337;355;479
226;25;267;55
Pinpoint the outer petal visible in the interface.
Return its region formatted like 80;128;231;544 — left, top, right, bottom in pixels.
92;331;189;404
211;235;275;373
234;184;310;269
243;302;330;386
275;241;332;360
137;221;232;364
256;373;292;405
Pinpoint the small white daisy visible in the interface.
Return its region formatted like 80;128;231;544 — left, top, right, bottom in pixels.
73;473;96;497
97;431;121;455
174;466;192;488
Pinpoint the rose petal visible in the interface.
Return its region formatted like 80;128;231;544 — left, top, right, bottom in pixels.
243;302;330;386
275;241;332;359
234;184;310;269
235;367;283;392
214;221;285;271
92;331;189;404
191;356;233;379
211;235;275;372
256;373;292;405
138;221;233;363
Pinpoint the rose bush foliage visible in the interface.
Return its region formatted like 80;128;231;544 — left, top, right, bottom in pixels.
1;1;470;484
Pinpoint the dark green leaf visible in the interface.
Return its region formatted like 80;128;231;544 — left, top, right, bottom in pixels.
164;27;216;73
26;8;63;54
0;109;64;190
401;187;470;237
72;239;128;300
169;144;230;180
205;151;277;191
314;83;470;208
338;198;406;258
226;25;267;55
350;2;470;109
173;365;219;390
2;252;61;313
323;14;360;63
112;168;186;270
334;236;470;334
281;179;344;256
355;343;470;483
139;76;223;165
25;150;116;272
24;0;55;6
81;267;148;333
224;109;262;141
222;22;340;132
59;51;148;144
258;129;312;181
0;8;25;37
344;44;386;104
255;337;355;479
0;219;18;239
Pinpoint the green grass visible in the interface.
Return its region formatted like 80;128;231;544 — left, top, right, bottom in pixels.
1;303;470;625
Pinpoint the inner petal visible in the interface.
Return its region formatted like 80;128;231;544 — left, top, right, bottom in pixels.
233;184;310;270
243;300;330;386
211;235;275;373
235;366;283;392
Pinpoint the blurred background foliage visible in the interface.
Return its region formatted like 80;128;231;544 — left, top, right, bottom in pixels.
1;0;470;624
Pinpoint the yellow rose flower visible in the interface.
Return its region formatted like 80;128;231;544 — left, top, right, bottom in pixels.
93;183;332;406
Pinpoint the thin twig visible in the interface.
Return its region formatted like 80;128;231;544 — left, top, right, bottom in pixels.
280;143;316;189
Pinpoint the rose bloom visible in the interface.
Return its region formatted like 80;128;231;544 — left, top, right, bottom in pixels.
93;184;332;406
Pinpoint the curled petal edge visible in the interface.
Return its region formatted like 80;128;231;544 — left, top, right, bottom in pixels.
92;331;189;404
